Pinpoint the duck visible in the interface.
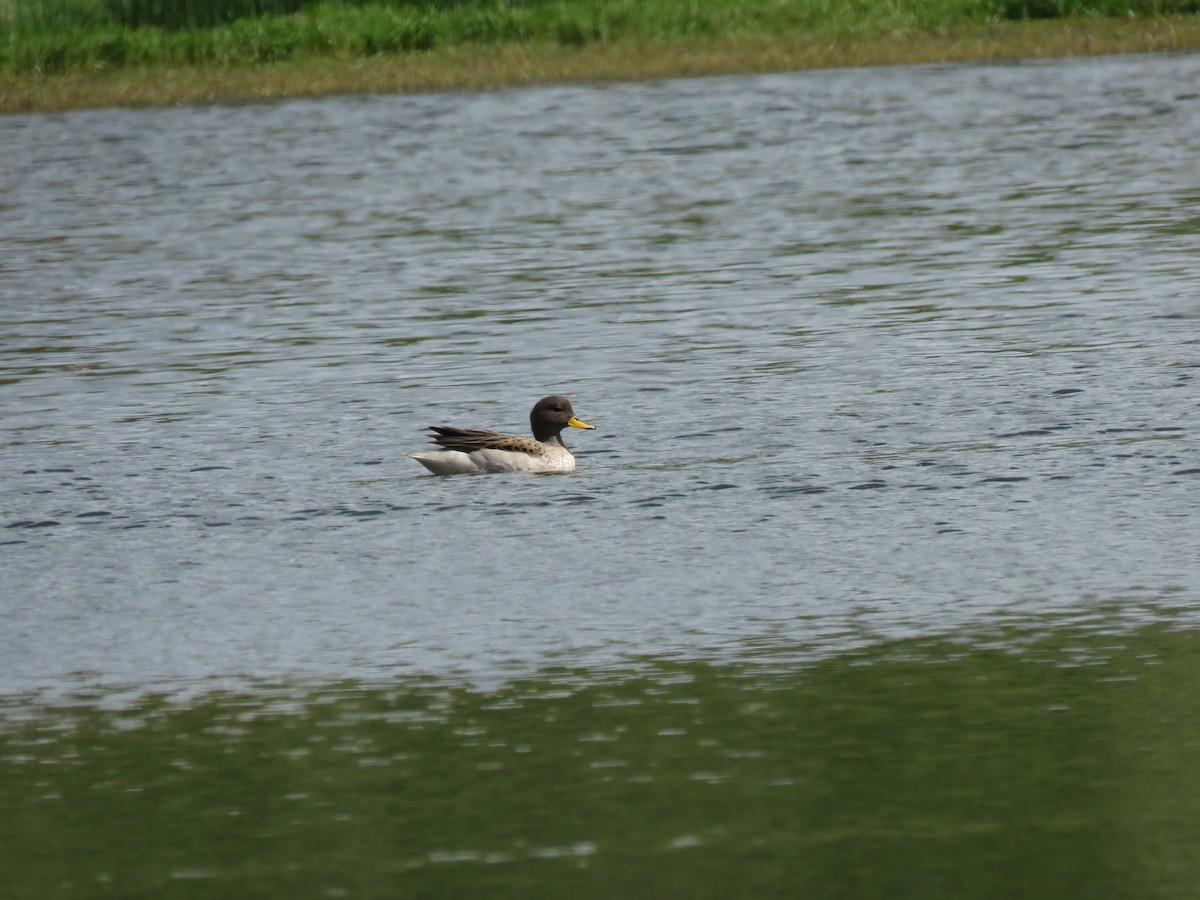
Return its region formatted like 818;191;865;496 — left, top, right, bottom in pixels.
409;395;595;475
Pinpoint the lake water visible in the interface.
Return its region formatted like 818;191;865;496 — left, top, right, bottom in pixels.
3;52;1200;898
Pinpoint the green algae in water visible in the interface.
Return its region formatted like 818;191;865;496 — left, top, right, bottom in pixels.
2;624;1199;899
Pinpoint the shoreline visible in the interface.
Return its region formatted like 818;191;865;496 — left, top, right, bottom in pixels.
4;16;1200;114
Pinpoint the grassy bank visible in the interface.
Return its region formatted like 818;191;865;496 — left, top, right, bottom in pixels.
3;0;1200;112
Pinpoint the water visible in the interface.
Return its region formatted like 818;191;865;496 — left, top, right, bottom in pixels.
3;52;1200;897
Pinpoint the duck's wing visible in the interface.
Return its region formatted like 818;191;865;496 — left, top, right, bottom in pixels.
426;426;545;456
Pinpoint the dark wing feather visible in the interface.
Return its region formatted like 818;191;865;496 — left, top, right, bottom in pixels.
427;426;544;456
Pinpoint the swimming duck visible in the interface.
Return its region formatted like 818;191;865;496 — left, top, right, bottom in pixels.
409;395;595;475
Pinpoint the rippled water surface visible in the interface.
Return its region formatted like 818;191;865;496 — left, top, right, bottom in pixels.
3;52;1200;897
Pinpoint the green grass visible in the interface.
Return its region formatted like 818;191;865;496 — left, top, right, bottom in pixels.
4;0;1199;76
4;0;1200;111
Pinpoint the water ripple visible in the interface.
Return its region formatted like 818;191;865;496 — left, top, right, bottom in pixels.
3;54;1200;698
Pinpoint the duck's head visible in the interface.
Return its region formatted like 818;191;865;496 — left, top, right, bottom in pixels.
531;395;594;442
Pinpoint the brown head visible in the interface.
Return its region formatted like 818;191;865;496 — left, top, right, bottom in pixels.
530;395;595;443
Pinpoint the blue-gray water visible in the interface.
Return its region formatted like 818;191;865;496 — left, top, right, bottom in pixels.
2;51;1200;899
